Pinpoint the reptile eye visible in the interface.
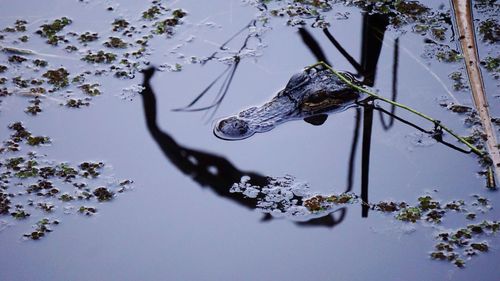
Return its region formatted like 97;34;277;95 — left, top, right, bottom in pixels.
214;117;253;140
286;72;310;90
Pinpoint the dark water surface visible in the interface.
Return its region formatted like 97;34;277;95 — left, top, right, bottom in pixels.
0;1;499;280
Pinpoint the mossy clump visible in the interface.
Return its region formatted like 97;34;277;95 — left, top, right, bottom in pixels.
417;195;440;211
12;76;29;88
2;122;50;148
153;10;187;36
0;192;11;215
433;220;499;267
172;9;187;19
78;206;97;215
142;6;162;20
153;19;179;35
479;19;500;43
33;59;48;67
36;17;72;45
304;195;325;212
14;160;39;179
396;207;422;222
37;202;55;212
19;35;29;42
25;99;42;115
444;200;465;211
59;193;74;202
11;206;30;219
0;123;135;239
27;180;54;194
112;19;129;32
54;163;78;180
79;162;104;178
82;51;117;64
104;37;127;48
27;136;50;146
449;104;472;113
23;218;59;240
79;83;100;96
3;19;28;32
42;68;70;89
65;45;78;52
373;201;407;212
304;193;356;212
431;28;446;41
8;55;27;64
78;31;99;43
425;209;445;223
93;187;113;201
481;56;499;73
436;49;462;63
449;72;468;91
65;98;90;108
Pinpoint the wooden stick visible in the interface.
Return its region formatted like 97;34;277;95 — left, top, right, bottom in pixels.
451;0;500;181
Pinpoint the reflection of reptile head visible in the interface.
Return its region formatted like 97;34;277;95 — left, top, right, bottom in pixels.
214;67;363;141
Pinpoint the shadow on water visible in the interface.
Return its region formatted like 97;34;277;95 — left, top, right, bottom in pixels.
140;67;346;228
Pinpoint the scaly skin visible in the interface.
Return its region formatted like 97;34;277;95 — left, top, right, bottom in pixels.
214;66;363;140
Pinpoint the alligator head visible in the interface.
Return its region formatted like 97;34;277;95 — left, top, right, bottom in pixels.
214;66;363;140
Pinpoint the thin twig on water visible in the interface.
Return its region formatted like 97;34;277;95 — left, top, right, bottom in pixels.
307;61;484;157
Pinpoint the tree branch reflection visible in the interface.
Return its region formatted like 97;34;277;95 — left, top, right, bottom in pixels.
140;67;345;227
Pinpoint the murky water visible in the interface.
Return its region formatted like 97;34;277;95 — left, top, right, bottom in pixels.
0;1;499;280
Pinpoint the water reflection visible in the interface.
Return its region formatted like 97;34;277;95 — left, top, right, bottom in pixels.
140;10;471;227
140;67;345;227
299;12;394;217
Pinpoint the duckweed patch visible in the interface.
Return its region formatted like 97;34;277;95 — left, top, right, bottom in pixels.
432;220;499;267
449;71;468;91
78;32;99;43
230;172;500;266
36;17;72;45
0;123;134;240
66;98;90;108
3;19;27;33
0;3;193;116
42;68;69;89
23;218;59;240
111;19;130;32
479;18;500;43
82;50;117;64
104;37;127;49
481;55;499;78
78;206;97;216
33;59;48;68
79;83;100;96
142;4;165;20
8;55;27;64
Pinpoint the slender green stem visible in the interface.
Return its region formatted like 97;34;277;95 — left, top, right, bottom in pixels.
307;61;484;156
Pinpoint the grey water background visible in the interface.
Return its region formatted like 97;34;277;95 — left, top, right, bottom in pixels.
0;0;499;280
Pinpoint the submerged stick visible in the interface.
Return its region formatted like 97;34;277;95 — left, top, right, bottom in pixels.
307;61;484;157
451;0;499;181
